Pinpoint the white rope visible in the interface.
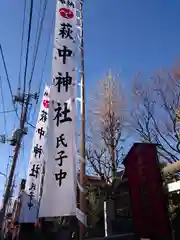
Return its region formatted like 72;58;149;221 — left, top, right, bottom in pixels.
77;180;87;194
76;207;87;226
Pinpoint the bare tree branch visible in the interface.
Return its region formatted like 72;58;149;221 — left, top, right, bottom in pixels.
130;68;180;163
86;71;127;181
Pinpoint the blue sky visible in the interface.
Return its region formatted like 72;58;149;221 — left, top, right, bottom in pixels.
0;0;180;200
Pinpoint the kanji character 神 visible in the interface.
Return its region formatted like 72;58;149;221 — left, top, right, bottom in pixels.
54;72;72;93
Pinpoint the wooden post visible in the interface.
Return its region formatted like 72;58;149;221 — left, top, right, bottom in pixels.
79;0;86;239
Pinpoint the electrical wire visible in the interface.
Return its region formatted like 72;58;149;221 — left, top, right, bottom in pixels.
0;110;15;114
0;46;14;100
17;0;36;129
0;44;19;120
1;0;49;131
0;45;35;144
0;76;8;140
0;76;12;185
30;16;54;124
0;45;33;130
26;0;50;126
25;0;46;124
0;0;48;206
22;0;34;104
30;0;44;84
19;0;48;128
18;0;27;91
37;16;55;96
27;0;48;95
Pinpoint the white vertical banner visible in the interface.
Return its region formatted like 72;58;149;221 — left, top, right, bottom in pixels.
19;86;50;223
39;0;77;217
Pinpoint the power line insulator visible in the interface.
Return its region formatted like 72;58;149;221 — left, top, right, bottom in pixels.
0;134;6;144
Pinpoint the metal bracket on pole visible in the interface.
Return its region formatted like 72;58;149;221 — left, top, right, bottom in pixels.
13;91;38;105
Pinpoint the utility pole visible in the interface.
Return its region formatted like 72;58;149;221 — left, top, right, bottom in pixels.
1;95;30;222
79;0;86;239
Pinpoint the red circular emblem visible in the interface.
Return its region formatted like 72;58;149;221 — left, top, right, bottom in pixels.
43;99;49;108
59;8;74;19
